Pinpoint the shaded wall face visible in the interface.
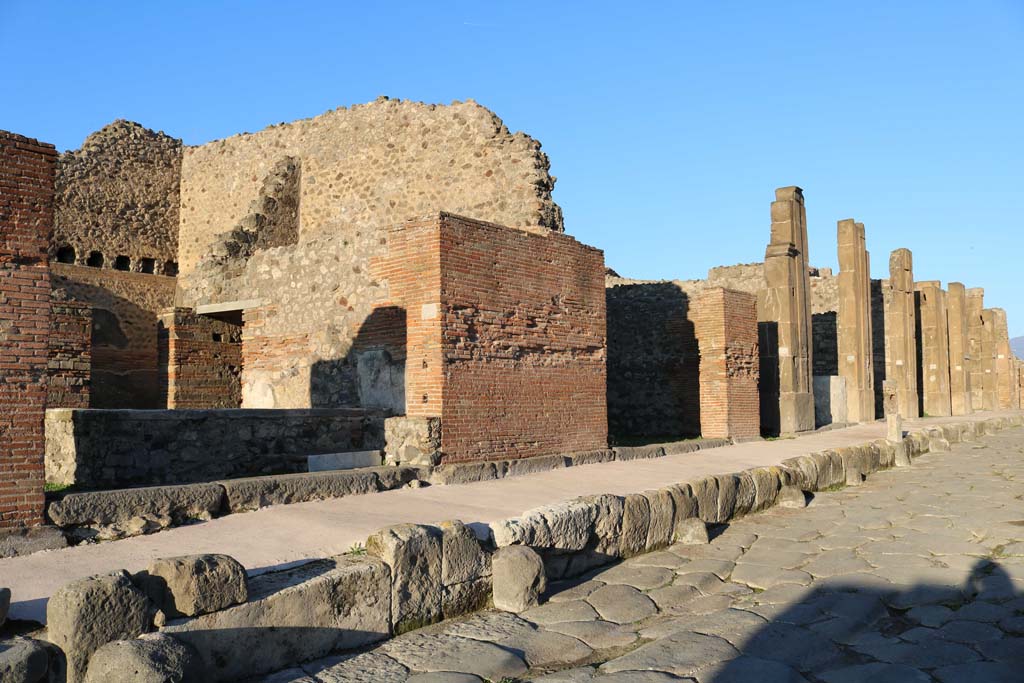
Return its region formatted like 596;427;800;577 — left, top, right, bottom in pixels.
51;264;176;408
0;131;57;529
177;99;563;290
48;298;92;408
436;215;607;462
606;282;700;440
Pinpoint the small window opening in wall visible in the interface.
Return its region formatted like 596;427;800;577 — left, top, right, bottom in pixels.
56;246;76;263
86;251;104;268
114;255;131;271
212;332;223;342
140;257;155;274
164;261;179;277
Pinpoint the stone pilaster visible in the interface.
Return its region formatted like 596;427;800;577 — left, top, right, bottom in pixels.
884;249;919;418
946;282;972;415
980;309;998;411
836;219;874;423
966;288;986;411
991;308;1017;410
914;281;951;417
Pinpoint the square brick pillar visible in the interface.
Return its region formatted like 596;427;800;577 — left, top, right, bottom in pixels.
836;219;874;423
946;282;972;416
758;186;814;434
884;248;919;418
0;131;57;530
695;287;759;439
915;281;951;417
966;288;986;412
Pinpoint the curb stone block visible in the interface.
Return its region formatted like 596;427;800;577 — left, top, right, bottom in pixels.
642;489;675;552
748;467;782;513
47;570;153;683
664;484;697;531
583;494;625;559
690;477;721;522
674;518;710;545
781;455;818;492
137;554;248;618
620;494;651;558
506;454;569;477
613;445;666;461
733;471;756;518
567;449;616;466
874;440;896;468
777;485;807;508
367;524;443;634
439;520;492;619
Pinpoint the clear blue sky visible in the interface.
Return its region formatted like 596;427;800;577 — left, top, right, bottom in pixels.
3;1;1022;335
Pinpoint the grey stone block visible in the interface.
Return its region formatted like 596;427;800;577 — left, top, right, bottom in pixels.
642;489;674;552
47;570;153;683
138;554;248;618
307;450;382;472
506;454;570;477
0;638;50;683
367;523;443;634
47;484;224;538
429;461;504;485
162;556;389;682
620;493;651;558
565;449;616;466
674;518;709;545
613;445;665;461
218;467;416;512
84;634;201;683
492;546;546;613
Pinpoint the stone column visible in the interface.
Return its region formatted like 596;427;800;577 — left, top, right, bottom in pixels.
884;249;919;418
966;288;986;411
946;282;972;415
992;308;1017;409
914;281;951;417
758;186;814;434
836;219;874;423
980;309;998;411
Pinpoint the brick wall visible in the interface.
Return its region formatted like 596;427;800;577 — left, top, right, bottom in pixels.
48;297;91;408
159;307;242;408
693;288;760;439
373;214;607;463
0;131;57;529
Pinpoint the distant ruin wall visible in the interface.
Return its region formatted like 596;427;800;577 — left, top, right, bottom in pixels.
177;98;563;294
51;264;176;408
45;408;385;489
0;131;57;529
54;120;182;273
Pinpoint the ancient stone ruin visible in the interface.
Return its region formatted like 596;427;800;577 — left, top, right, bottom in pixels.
1;96;1023;681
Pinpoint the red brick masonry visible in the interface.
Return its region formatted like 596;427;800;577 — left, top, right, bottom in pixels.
0;131;57;529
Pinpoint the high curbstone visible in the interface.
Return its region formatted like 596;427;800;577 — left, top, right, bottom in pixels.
492;546;546;613
674;517;709;545
429;461;505;486
893;441;912;467
566;449;616;466
84;634;202;683
748;467;782;513
642;489;675;552
613;445;666;461
620;494;651;558
505;454;570;477
780;455;818;491
366;524;443;634
136;554;248;618
664;484;697;532
690;477;720;523
0;637;50;683
161;555;389;682
732;472;756;518
837;447;865;486
47;571;153;683
439;520;491;619
811;451;845;490
874;439;896;468
777;485;808;508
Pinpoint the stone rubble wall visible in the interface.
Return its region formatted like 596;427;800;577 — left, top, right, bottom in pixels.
0;131;57;531
51;263;176;408
44;408;385;489
34;414;1023;682
177;97;563;290
53;120;182;273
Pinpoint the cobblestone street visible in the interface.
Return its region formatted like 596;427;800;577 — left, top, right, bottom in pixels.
263;427;1024;683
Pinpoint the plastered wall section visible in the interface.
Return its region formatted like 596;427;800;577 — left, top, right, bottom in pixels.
177;98;563;288
0;131;56;529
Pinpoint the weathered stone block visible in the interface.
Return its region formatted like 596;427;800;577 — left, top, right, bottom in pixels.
580;494;624;559
748;467;782;513
384;416;441;467
429;461;503;486
642;489;675;552
664;484;697;532
218;467;415;512
690;477;720;523
367;524;443;634
620;493;651;558
307;450;382;472
0;638;50;683
137;554;248;618
47;484;224;539
439;520;490;587
613;445;665;461
492;546;546;613
47;571;152;683
506;454;570;477
777;485;807;508
781;455;818;492
714;474;739;522
84;634;201;683
162;556;389;682
674;518;709;545
566;449;615;466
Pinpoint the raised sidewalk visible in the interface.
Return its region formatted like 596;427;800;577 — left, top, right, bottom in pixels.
2;411;1019;623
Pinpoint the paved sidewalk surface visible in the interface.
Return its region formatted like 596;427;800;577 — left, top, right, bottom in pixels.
259;425;1024;683
2;412;1019;624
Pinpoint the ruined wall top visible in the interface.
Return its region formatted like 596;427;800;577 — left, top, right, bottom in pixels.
889;248;914;291
177;97;564;280
54;120;182;270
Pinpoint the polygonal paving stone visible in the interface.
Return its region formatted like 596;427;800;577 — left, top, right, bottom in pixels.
934;662;1020;683
529;667;596;682
694;655;808;683
852;634;981;669
671;570;725;593
628;551;689;569
670;543;745;562
647;583;701;610
544;619;639;650
738;548;813;569
999;615;1024;635
586;584;658;624
740;622;845;672
818;662;930;683
731;563;813;590
406;674;481;683
682;608;768;647
975;636;1024;664
599;630;738;676
674;558;735;579
521;599;599;625
933;619;1005;643
590;564;674;590
663;593;735;616
444;611;593;668
801;550;873;578
547;580;605;603
380;633;527;679
905;604;954;627
306;652;408;683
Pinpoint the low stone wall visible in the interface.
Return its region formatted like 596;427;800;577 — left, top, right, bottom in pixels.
45;408;385;489
28;414;1021;682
